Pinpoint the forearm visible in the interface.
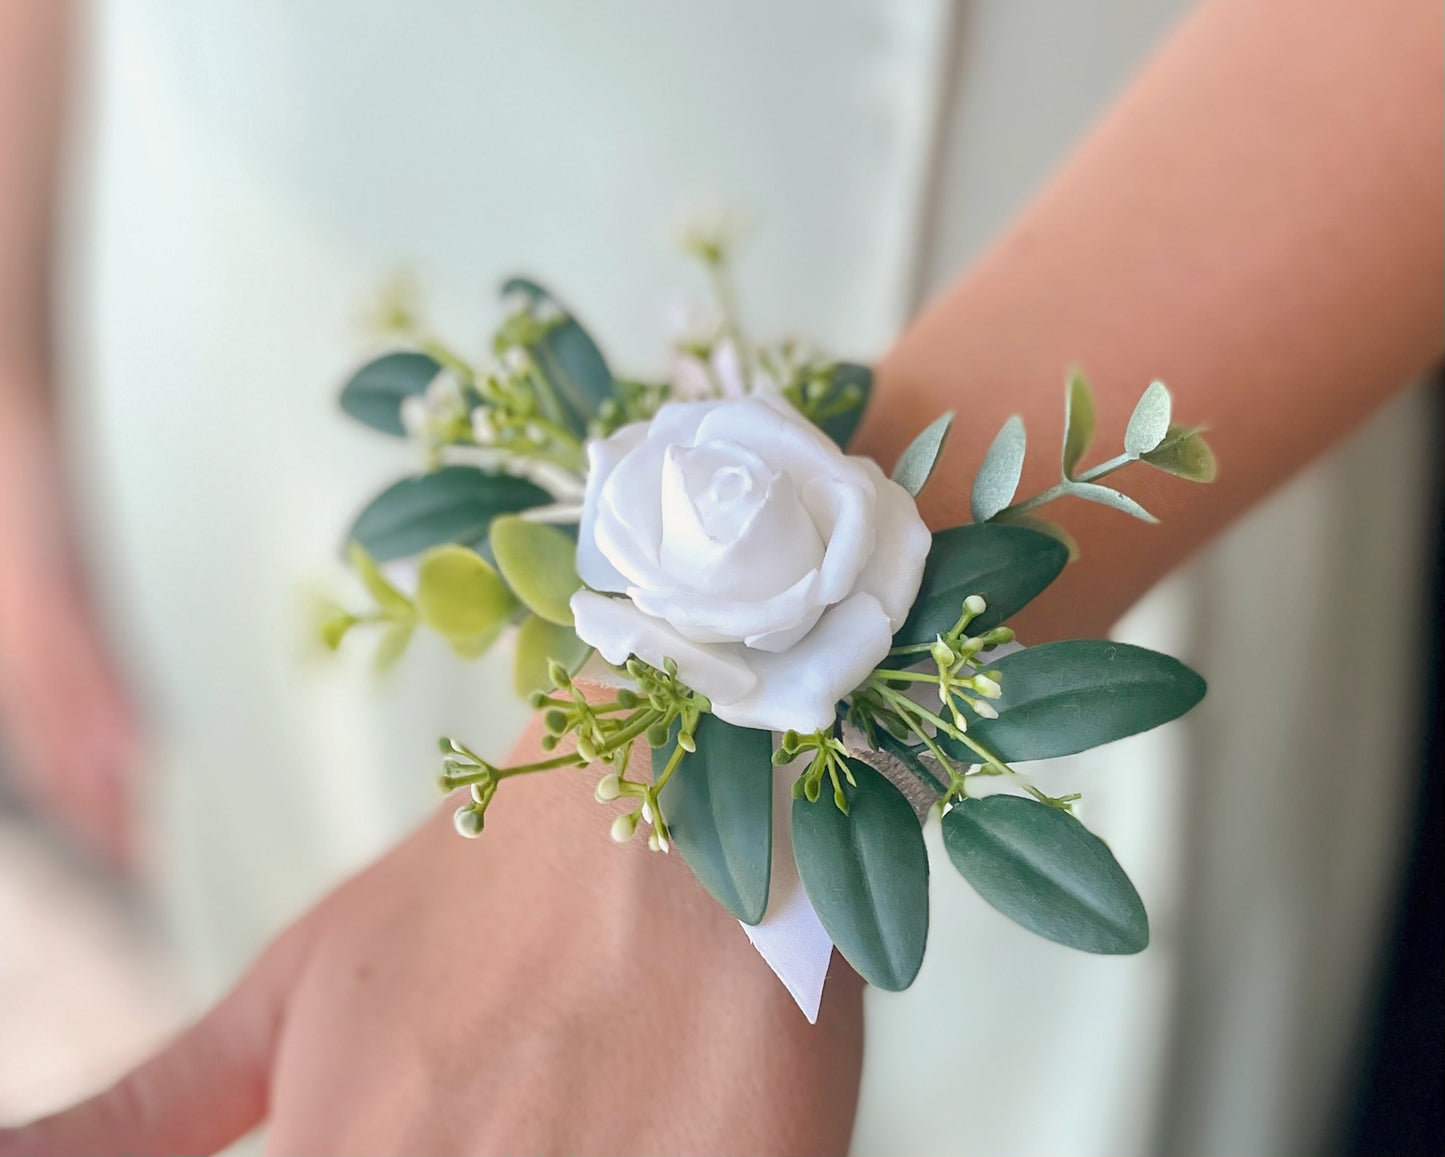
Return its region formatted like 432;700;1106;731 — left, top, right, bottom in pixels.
0;0;68;388
859;0;1444;641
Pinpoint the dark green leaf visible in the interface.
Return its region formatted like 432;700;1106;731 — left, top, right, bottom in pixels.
659;714;773;925
971;416;1026;522
816;363;873;449
1061;370;1095;479
501;276;613;430
1142;424;1217;483
347;466;551;562
339;351;441;436
942;795;1148;953
891;524;1068;650
938;640;1206;764
792;759;929;990
891;412;954;497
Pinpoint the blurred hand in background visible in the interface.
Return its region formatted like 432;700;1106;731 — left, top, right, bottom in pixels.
0;379;140;867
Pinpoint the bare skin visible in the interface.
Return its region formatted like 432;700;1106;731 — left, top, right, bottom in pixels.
0;0;1440;1152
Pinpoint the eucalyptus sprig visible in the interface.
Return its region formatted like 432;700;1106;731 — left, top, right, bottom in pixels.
971;370;1217;533
439;656;708;853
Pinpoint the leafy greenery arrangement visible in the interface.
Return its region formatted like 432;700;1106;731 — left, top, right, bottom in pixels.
324;241;1216;995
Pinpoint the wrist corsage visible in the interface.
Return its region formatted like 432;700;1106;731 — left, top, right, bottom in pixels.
323;241;1215;1017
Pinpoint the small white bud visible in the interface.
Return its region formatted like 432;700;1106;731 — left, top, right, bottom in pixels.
469;783;488;803
399;395;429;437
973;674;1002;699
640;798;654;825
471;408;497;444
647;831;662;852
610;811;639;843
594;773;622;803
452;805;485;839
972;699;1000;720
964;594;987;617
930;637;955;666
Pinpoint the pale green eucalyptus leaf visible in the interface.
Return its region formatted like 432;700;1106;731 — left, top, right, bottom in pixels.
374;620;415;671
513;615;592;696
489;516;580;626
1061;371;1096;479
415;545;516;653
319;611;359;651
346;542;413;618
1065;481;1158;523
942;796;1148;954
971;416;1026;522
1142;424;1217;483
1124;381;1172;456
891;411;954;497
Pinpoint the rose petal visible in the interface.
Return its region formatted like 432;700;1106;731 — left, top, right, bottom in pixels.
801;473;876;605
692;394;846;481
628;568;824;647
570;590;757;704
576;422;649;592
712;592;894;733
852;459;932;628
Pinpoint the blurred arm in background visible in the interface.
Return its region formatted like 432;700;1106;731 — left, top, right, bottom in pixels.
1;0;1441;1152
861;0;1443;641
0;0;137;864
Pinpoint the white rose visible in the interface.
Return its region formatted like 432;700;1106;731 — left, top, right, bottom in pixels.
570;392;931;733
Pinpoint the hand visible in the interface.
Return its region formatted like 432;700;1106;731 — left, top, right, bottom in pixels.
0;388;139;866
0;718;865;1155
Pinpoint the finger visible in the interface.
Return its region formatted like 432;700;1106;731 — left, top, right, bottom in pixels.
0;920;311;1157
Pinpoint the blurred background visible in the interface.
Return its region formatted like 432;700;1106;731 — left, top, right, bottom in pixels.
0;2;1439;1154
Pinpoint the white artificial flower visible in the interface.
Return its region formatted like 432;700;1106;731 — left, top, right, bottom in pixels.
570;392;931;733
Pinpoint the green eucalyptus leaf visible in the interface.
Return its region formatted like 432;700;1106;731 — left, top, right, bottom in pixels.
501;276;614;431
489;515;580;626
1064;481;1158;523
1061;370;1096;479
319;611;359;651
971;415;1027;522
1124;381;1172;456
942;795;1148;953
892;523;1068;650
348;466;551;562
891;412;954;497
1142;424;1217;483
415;545;516;656
338;351;442;436
816;363;873;449
373;619;415;671
513;615;592;696
659;714;773;925
938;640;1206;764
346;542;413;618
792;759;929;990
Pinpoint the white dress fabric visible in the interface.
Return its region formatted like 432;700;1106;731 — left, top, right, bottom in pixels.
56;2;1431;1153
